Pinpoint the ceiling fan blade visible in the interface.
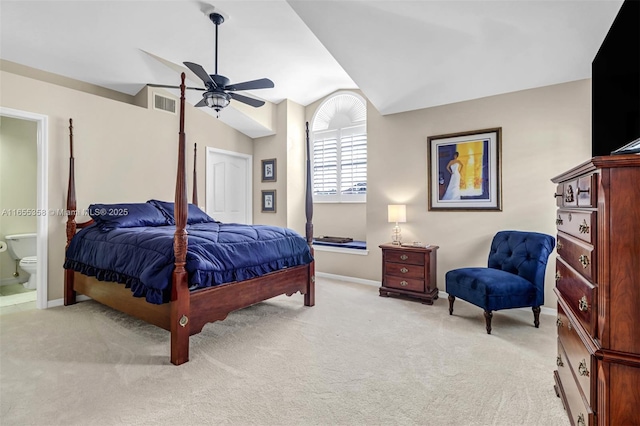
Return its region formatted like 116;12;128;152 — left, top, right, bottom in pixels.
183;62;216;88
194;98;208;108
229;92;265;108
147;84;206;91
225;78;274;92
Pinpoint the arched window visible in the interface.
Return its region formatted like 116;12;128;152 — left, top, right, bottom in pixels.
311;92;367;203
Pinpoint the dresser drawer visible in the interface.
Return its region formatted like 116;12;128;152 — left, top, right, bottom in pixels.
556;340;595;426
384;249;425;266
384;276;424;293
385;262;425;279
556;210;596;244
577;174;597;208
557;232;595;282
557;304;594;406
556;257;597;337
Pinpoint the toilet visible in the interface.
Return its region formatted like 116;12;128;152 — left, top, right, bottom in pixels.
5;233;37;290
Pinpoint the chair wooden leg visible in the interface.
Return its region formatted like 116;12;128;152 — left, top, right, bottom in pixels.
484;310;493;334
533;306;541;328
448;295;455;315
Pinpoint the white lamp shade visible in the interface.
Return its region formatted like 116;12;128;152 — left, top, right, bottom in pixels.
388;204;407;223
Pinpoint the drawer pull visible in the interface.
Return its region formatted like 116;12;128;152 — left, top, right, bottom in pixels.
568;321;572;330
556;318;563;328
577;187;590;195
578;359;590;377
565;185;575;203
400;267;409;274
557;241;563;251
554;193;562;198
555;271;562;282
400;254;408;261
578;296;589;312
556;216;563;226
556;355;564;367
578;219;590;234
579;254;590;268
400;281;408;287
577;413;586;426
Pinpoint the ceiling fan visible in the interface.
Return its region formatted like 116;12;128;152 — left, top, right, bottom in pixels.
149;11;274;115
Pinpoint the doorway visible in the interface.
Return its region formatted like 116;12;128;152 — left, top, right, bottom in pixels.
0;107;48;310
205;147;252;224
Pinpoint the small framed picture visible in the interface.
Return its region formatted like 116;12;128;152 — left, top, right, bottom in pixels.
261;158;277;182
261;190;276;213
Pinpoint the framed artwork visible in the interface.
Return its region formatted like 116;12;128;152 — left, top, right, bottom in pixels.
427;128;502;211
261;190;276;213
261;158;277;182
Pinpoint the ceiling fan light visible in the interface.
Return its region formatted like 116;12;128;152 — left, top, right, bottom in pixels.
205;92;230;111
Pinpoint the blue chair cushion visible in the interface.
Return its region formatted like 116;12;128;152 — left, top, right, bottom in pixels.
446;267;536;312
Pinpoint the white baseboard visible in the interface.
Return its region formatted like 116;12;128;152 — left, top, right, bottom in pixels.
315;272;557;316
47;294;91;308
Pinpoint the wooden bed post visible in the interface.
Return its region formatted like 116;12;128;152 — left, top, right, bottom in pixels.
304;121;315;307
170;73;191;365
65;118;77;306
192;143;198;206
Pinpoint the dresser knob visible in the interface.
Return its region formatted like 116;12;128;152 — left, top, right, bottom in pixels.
577;413;586;426
579;254;590;268
400;254;408;261
400;267;409;274
578;296;589;312
578;219;590;234
577;187;590;195
555;271;562;282
557;241;563;251
578;359;590;377
400;281;408;287
556;216;564;226
556;355;564;367
556;318;563;328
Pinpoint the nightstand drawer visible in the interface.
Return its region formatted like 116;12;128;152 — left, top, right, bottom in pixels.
385;262;425;279
384;249;425;266
384;276;424;293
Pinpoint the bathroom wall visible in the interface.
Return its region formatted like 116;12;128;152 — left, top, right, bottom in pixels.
0;116;38;283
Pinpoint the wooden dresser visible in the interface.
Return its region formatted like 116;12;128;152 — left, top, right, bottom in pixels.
551;155;640;426
379;243;438;304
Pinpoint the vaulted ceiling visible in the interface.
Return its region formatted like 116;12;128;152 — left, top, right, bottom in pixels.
0;1;623;137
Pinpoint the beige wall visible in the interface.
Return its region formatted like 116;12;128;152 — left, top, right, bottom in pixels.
0;61;593;309
0;116;38;282
0;68;253;301
308;79;592;308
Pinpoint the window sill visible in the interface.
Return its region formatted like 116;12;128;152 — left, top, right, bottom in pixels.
312;244;369;255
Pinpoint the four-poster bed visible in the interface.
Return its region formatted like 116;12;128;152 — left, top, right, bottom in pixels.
64;73;315;365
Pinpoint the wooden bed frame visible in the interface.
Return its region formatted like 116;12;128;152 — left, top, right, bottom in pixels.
64;73;315;365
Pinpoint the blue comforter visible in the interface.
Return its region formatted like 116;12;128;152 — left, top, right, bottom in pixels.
64;222;314;304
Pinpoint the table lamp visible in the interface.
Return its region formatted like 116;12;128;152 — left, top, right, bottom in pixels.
387;204;406;245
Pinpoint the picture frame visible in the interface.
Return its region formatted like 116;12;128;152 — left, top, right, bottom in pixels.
261;190;276;213
261;158;277;182
427;128;502;211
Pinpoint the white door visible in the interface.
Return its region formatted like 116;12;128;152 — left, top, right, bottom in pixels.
205;148;252;224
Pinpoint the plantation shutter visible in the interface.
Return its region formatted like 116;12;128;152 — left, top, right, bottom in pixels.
313;130;338;196
340;126;367;195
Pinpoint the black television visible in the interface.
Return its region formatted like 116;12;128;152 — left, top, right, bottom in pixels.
591;0;640;157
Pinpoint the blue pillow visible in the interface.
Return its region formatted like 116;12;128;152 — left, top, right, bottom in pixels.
89;203;170;231
147;200;217;225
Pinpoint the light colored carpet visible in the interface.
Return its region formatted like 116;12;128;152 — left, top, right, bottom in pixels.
0;278;568;426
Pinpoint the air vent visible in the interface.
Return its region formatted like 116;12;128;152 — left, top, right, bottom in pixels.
153;93;177;114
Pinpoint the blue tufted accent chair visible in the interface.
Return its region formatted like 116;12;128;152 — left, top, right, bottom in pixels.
445;230;555;334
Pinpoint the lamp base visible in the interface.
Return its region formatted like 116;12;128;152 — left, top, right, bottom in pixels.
392;224;402;245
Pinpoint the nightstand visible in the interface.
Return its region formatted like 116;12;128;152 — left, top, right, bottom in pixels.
379;243;439;304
